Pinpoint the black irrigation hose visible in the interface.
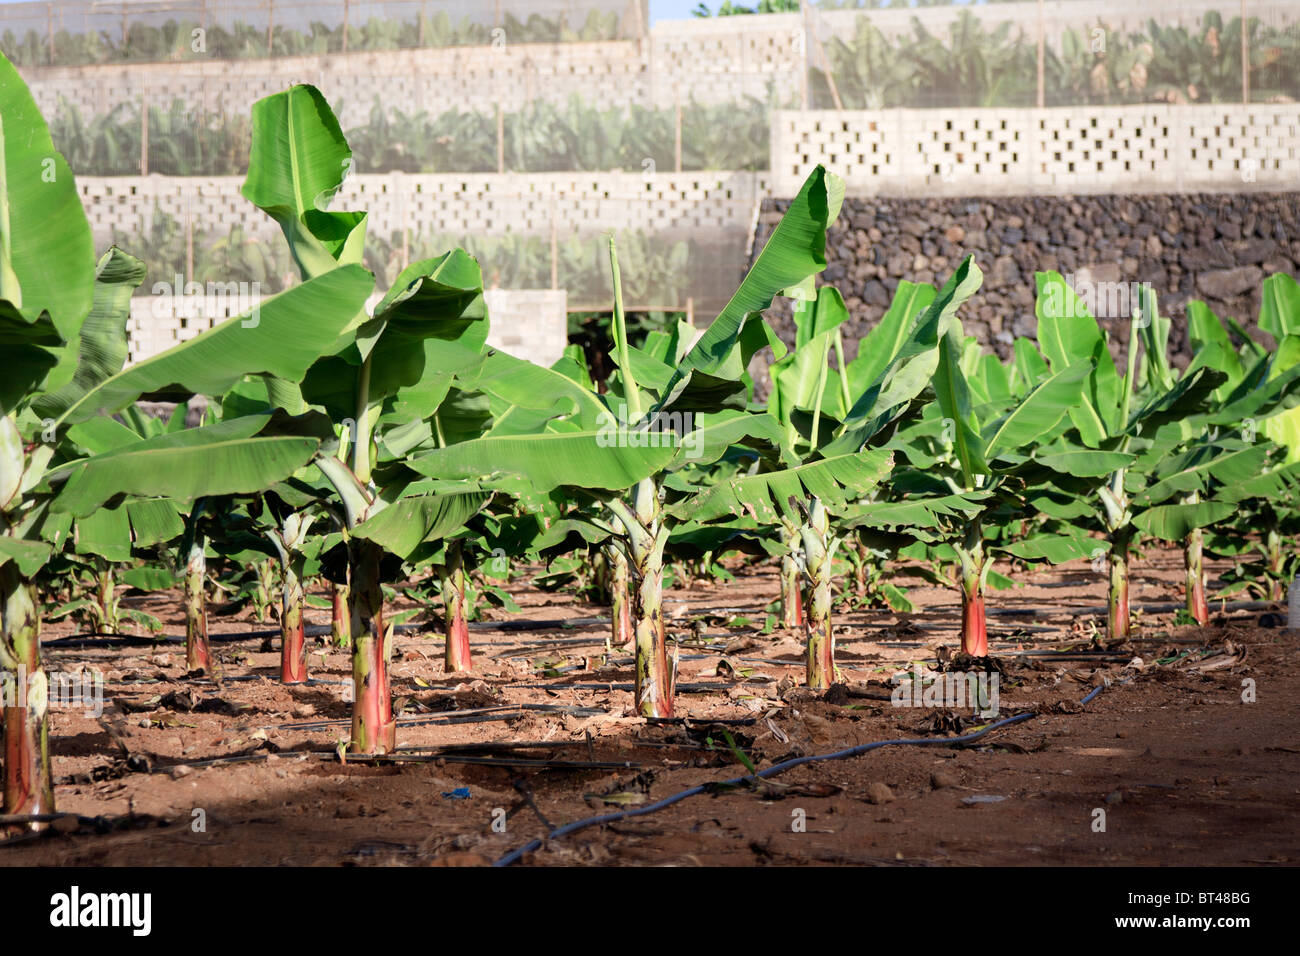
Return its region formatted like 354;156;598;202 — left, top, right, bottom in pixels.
45;595;1275;651
474;617;606;632
272;702;606;733
492;678;1120;867
40;616;613;650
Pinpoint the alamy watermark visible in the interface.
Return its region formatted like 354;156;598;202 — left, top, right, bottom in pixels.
890;664;1000;717
596;405;704;459
150;274;263;328
1042;273;1156;323
0;665;104;718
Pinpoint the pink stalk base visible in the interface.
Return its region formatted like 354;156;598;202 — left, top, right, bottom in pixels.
280;614;307;684
961;587;988;657
445;611;471;673
349;543;396;754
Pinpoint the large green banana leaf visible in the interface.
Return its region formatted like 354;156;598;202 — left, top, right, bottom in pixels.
1132;500;1236;541
1259;273;1300;342
241;84;366;279
1011;338;1050;397
56;265;373;425
407;430;678;493
846;280;936;395
1033;449;1135;477
0;52;95;337
668;449;893;525
840;493;985;531
981;361;1092;461
821;264;973;458
0;537;51;576
1256;279;1300;461
770;286;848;419
999;529;1098;563
1125;365;1225;436
1133;442;1274;507
1135;286;1174;393
32;247;145;421
933;314;988;486
68;497;183;562
1035;271;1122;445
351;490;490;560
660;165;842;397
462;349;609;431
50;416;320;517
1186;301;1245;399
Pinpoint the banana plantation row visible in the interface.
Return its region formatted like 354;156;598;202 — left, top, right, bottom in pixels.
2;55;1297;829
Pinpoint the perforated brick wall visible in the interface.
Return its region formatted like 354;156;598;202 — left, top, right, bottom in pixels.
772;105;1300;197
80;170;768;243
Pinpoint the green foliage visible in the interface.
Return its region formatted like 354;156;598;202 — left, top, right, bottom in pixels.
814;9;1300;108
53;94;773;177
1;10;622;68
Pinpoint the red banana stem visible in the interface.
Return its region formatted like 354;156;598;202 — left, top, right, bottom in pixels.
349;541;395;754
442;542;471;673
2;568;53;829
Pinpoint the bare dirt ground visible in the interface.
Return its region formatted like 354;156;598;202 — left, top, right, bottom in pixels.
3;547;1297;867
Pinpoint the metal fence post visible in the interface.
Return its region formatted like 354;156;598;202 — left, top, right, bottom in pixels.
1037;0;1045;108
1242;0;1250;103
140;86;149;176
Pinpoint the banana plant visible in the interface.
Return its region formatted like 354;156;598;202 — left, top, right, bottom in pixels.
407;167;845;716
1175;281;1300;611
240;84;495;752
1035;280;1237;636
678;260;995;684
263;505;317;683
0;54;373;825
1034;273;1299;639
888;262;1115;656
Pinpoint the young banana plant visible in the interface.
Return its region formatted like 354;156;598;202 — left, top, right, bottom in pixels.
1031;274;1300;639
265;509;317;683
903;263;1116;655
439;537;472;672
1174;283;1300;616
178;500;213;672
409;167;847;715
1;55;371;826
678;264;988;685
241;84;496;752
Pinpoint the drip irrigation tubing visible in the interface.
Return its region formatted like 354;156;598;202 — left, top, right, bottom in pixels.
270;702;605;733
40;597;1277;651
40;616;611;649
492;676;1123;867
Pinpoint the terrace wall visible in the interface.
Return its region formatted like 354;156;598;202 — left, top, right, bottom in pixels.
79;170;767;245
756;191;1300;369
770;104;1300;197
18;16;806;124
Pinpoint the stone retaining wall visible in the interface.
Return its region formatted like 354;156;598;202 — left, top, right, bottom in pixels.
756;191;1300;367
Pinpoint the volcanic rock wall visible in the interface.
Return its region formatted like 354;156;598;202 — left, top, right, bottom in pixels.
756;192;1300;366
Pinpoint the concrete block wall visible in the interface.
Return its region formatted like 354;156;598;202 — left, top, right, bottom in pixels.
82;170;768;245
771;104;1300;197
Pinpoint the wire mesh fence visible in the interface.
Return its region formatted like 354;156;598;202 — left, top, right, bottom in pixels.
807;0;1300;109
6;0;1297;315
0;0;641;67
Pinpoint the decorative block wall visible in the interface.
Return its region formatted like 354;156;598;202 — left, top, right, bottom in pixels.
771;105;1300;197
81;170;767;244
